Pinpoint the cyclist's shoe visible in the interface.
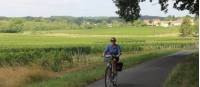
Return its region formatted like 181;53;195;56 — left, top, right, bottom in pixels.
111;73;115;80
112;76;117;82
112;73;117;84
113;81;118;87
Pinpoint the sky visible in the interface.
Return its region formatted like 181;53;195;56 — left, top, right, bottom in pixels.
0;0;193;17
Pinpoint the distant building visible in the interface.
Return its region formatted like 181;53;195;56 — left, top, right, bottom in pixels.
107;24;113;27
152;19;161;26
171;19;182;26
143;18;194;27
143;20;152;25
160;21;171;27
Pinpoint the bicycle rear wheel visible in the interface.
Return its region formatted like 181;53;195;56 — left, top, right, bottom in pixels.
105;67;112;87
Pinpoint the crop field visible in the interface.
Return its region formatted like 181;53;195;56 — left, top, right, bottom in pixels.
33;26;179;35
0;26;198;87
0;26;198;69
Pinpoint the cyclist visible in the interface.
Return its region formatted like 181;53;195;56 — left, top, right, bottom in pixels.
103;37;121;82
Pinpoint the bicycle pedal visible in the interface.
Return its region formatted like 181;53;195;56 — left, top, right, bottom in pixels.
112;82;118;87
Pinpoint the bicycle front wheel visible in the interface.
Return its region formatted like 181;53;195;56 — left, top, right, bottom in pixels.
105;67;112;87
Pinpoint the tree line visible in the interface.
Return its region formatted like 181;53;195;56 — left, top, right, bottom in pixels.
0;16;198;37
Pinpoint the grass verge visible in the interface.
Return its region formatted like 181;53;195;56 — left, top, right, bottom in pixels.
164;52;199;87
0;66;56;87
24;49;178;87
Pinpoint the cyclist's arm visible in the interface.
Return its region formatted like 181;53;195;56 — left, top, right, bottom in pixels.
103;45;109;57
117;45;121;57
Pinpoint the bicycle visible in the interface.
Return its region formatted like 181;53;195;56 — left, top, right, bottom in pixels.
104;55;119;87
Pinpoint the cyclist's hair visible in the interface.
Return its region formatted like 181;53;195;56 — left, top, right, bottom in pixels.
110;37;116;42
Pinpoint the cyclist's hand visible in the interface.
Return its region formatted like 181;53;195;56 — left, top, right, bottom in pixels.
102;53;105;57
116;54;120;57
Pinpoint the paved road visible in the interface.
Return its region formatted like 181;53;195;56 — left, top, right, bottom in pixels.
87;51;194;87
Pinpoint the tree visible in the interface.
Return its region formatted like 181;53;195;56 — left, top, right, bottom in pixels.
10;19;24;32
113;0;140;22
0;19;24;33
168;21;171;26
192;17;199;36
113;0;199;22
165;15;176;21
149;20;153;24
133;19;146;26
180;16;192;37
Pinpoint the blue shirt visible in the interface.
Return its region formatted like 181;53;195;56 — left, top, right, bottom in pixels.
104;44;121;55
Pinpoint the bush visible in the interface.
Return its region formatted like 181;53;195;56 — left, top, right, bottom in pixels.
133;20;146;26
0;19;24;33
180;16;193;37
0;26;23;33
0;47;91;71
192;19;199;37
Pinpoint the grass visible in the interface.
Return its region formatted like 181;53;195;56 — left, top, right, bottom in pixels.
36;26;179;35
0;37;196;71
24;49;178;87
0;33;197;49
0;66;55;87
164;52;199;87
0;26;198;87
0;26;197;49
0;27;197;71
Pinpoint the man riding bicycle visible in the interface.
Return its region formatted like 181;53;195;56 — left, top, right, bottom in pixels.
103;37;121;84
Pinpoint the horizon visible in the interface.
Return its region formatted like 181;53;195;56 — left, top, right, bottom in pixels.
0;15;194;18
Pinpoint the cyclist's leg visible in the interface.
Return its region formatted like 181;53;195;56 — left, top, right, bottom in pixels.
114;57;119;74
112;58;118;80
112;59;117;74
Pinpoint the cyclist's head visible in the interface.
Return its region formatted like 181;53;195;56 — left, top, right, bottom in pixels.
110;37;116;44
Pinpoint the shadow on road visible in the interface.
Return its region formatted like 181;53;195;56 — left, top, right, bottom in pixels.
118;83;157;87
118;83;135;87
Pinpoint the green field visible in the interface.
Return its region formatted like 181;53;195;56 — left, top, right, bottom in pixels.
0;26;198;87
32;26;179;35
0;26;193;48
0;26;198;67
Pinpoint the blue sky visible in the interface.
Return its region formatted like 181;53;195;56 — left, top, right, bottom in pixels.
0;0;193;17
